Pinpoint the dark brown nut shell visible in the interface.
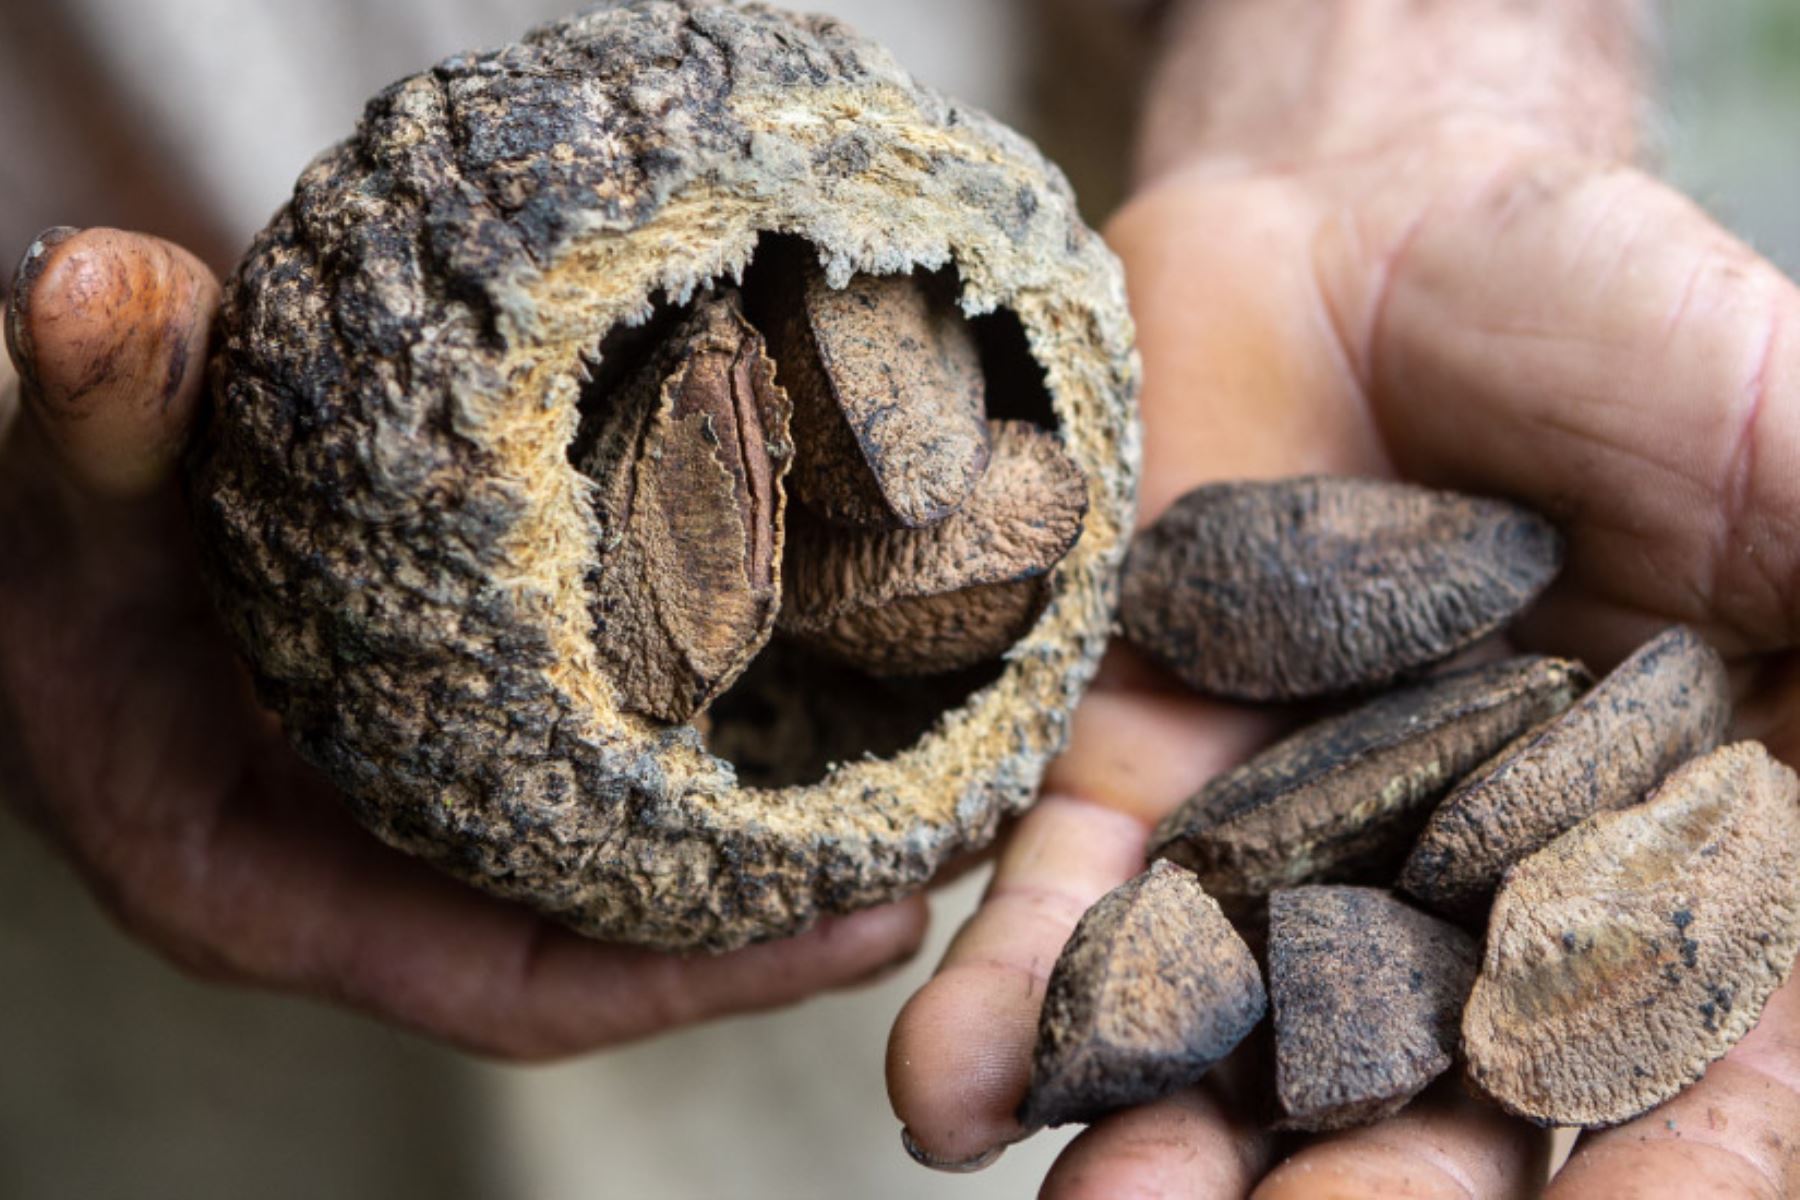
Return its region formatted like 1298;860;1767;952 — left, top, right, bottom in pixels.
1400;625;1729;922
761;257;990;529
1120;476;1563;701
1269;886;1478;1132
1150;656;1590;909
187;2;1139;950
1462;742;1800;1128
777;420;1087;675
1019;860;1267;1129
578;289;791;722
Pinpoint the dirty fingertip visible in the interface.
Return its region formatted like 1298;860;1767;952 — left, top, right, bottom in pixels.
900;1126;1006;1173
8;226;221;496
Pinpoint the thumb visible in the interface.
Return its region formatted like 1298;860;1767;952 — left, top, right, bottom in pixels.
6;227;220;496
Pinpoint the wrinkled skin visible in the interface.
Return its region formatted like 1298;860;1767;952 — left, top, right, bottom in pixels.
885;112;1800;1199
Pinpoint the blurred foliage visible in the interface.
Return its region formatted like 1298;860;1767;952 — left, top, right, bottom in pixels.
1661;0;1800;273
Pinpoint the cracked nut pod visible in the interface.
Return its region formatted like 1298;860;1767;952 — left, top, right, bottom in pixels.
188;1;1138;950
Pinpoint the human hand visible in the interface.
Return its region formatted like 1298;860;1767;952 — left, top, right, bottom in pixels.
0;227;925;1058
888;1;1800;1194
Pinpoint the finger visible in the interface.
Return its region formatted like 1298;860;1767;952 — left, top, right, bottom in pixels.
1043;647;1278;826
1357;151;1800;663
6;226;219;496
0;336;17;437
887;792;1153;1166
1544;972;1800;1199
1253;1081;1550;1200
1102;171;1392;521
1044;1083;1274;1200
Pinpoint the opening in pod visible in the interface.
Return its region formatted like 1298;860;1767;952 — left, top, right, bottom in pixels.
567;234;1075;786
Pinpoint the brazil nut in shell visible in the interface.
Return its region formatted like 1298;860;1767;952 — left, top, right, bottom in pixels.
186;1;1140;951
1120;477;1563;701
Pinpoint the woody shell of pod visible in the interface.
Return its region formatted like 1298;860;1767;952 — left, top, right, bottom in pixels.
187;1;1139;950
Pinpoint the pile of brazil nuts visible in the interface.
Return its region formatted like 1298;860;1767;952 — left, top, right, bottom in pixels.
1020;475;1800;1133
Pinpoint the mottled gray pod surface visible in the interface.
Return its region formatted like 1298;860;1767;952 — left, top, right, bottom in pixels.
1400;625;1729;922
1019;860;1266;1129
1463;742;1800;1128
1270;887;1477;1131
1150;656;1589;908
189;1;1138;950
1120;477;1561;701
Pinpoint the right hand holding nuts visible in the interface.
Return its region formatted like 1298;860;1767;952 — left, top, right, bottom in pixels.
885;122;1800;1197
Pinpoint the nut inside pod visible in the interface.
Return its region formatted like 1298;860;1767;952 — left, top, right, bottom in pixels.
188;1;1139;951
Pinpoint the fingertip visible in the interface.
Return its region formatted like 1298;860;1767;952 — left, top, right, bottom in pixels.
1044;1088;1270;1200
1253;1142;1471;1200
1548;1139;1776;1200
886;961;1036;1166
1253;1083;1550;1200
8;226;221;496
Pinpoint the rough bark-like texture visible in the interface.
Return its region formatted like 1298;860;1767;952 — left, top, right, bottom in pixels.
1150;657;1588;910
1120;477;1562;701
578;289;790;721
1269;887;1477;1131
1400;626;1729;923
188;0;1139;950
1463;742;1800;1128
760;256;989;528
1019;860;1266;1129
778;421;1085;674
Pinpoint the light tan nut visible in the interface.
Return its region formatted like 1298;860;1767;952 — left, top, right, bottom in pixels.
1463;741;1800;1128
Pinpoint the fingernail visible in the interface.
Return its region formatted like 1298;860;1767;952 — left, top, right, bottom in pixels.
900;1126;1006;1173
6;227;220;496
5;225;80;394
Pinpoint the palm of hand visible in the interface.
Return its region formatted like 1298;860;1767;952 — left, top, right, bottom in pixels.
889;119;1800;1198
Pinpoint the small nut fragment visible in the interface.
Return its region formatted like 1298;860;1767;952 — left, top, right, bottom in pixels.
1150;656;1589;910
580;289;792;722
1463;742;1800;1128
1120;477;1563;701
1400;625;1729;922
1019;860;1267;1129
778;421;1086;675
761;257;990;528
1269;886;1478;1131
